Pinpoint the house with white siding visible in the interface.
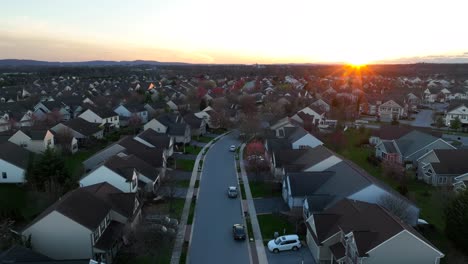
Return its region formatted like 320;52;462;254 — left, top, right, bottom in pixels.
78;106;120;128
51;118;104;146
114;103;149;124
417;149;468;187
444;100;468;127
305;199;443;264
8;128;55;153
144;115;191;144
377;99;406;121
0;142;31;183
134;128;174;157
22;182;142;263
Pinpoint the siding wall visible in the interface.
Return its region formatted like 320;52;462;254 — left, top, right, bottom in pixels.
80;166;134;193
0;160;25;183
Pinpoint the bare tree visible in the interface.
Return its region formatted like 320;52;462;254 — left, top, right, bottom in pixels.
55;128;74;155
378;194;411;223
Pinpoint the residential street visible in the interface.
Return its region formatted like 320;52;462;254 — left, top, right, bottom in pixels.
189;132;250;264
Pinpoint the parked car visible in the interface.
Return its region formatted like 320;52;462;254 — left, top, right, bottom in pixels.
150;224;177;237
267;235;301;253
227;186;238;198
247;155;265;161
232;224;246;240
229;145;236;152
145;215;179;228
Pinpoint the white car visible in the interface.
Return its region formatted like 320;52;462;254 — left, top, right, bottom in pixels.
267;235;301;253
229;145;236;152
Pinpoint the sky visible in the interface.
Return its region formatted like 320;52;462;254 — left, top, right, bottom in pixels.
1;0;467;64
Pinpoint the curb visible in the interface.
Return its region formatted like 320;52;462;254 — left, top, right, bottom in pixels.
170;131;230;264
235;159;254;264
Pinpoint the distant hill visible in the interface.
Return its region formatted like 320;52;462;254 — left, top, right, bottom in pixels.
0;59;190;67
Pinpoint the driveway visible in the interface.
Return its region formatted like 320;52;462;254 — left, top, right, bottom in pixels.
254;197;289;215
411;109;434;127
265;246;316;264
189;132;250;264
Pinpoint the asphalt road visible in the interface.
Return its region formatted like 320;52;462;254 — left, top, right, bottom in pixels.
189;132;250;264
411;109;434;127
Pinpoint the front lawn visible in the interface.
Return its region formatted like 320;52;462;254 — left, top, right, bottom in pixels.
176;179;191;188
184;145;202;155
249;181;281;198
175;159;195;172
192;135;212;143
257;214;296;242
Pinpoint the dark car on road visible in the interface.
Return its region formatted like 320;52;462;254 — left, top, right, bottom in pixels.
232;224;246;240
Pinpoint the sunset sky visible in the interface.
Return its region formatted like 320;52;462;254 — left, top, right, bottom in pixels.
1;0;467;64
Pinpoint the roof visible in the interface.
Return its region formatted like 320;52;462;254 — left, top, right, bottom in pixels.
446;99;468;112
168;123;187;136
137;129;171;148
83;104;116;118
329;242;345;259
382;141;398;154
117;136;165;167
277;145;334;170
371;125;442;140
0;141;31;169
183;113;203;128
312;199;440;256
395;130;439;156
23;182;136;232
18;128;48;140
431;149;468;174
61;117;102;136
103;154;159;181
288;172;334;196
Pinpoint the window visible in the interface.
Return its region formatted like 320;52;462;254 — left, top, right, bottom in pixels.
47;139;52;146
100;220;106;232
93;229;100;242
105;214;110;225
2;172;6;179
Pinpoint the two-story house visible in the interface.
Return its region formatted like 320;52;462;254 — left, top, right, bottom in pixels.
377;99;406;121
444;100;468;127
306;199;443;264
290;106;326;127
416;149;468;187
8;128;55;153
133;128;174;157
114;103;149;124
144;114;191;144
22;182;141;263
51;118;104;147
183;113;206;136
79;106;120;129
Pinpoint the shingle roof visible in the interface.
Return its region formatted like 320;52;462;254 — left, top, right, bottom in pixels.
117;136;164;167
288;172;334;197
0;141;31;169
395;130;439;156
277;146;334;171
61;118;102;136
431;149;468;174
183;113;203;128
137;129;171;148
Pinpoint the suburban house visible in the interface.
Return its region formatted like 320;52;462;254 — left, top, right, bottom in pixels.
311;99;331;112
375;130;455;167
444;100;468;127
0;103;34;131
78;106;120;129
269;117;298;138
282;171;334;209
0;142;31;183
296;160;420;225
195;106;220;129
265;126;323;152
80;154;160;193
369;125;442;146
8;128;55;153
416;149;468;187
144;114;191;144
22;182;142;263
306;199;443;264
51;118;104;146
406;93;421;109
51;130;78;154
423;87;444;103
290;106;326;127
271;145;341;178
377;99;406;121
134;128;174;157
83;136;166;177
114;103;149;124
183;113;207;136
33;101;71;121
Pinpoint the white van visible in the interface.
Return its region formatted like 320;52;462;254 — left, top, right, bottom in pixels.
267;234;301;253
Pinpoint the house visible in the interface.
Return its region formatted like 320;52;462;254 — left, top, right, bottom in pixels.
51;130;78;154
311;99;331;112
269;117;299;138
375;130;455;167
282;171;334;209
80;154;160;193
444;100;468;127
8;128;55;153
33;101;71;121
265;126;323;153
271;145;341;178
83;136;166;176
369;125;441;146
406;93;421;109
0;102;34;131
183;113;206;136
114;103;149;124
417;149;468;187
290;106;326;126
22;182;141;263
377;99;406;121
0;142;31;183
134;128;174;157
51;118;104;146
78;106;120;129
144;114;191;144
306;199;443;264
195;106;220;129
423;87;442;103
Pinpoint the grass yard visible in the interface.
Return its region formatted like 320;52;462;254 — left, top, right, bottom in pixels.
187;199;196;225
176;159;195;172
192;135;212;143
64;150;99;178
176;179;191;188
184;145;202;155
249;181;281;198
257;214;296;243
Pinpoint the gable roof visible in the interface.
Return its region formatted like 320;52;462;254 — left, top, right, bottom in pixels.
446;99;468;112
183;113;203;127
117;136;164;167
136;129;171;148
18;128;48;140
287;172;334;197
371;125;442;140
431;149;468;174
61;118;102;136
0;141;31;169
395;130;440;156
277;145;335;171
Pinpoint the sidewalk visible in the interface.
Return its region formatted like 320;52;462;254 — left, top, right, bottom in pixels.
239;143;268;264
